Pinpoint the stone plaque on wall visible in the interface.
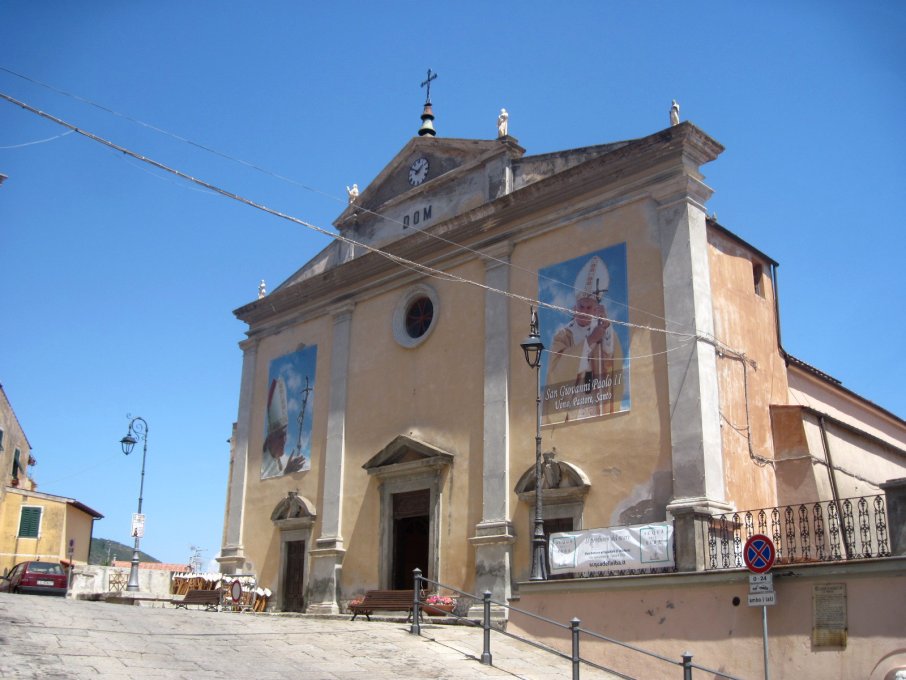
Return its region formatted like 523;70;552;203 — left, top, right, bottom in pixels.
812;583;847;649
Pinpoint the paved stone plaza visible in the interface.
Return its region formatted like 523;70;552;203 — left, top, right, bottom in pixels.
0;593;620;679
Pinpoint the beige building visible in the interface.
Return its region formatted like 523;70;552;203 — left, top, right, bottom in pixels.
218;105;906;620
0;384;102;574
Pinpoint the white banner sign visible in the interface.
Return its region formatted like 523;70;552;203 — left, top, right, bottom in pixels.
131;513;145;538
549;522;674;575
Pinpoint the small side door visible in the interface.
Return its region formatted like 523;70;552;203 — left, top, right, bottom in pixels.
283;541;305;612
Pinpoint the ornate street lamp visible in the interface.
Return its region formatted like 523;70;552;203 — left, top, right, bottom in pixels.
119;416;149;592
520;307;548;581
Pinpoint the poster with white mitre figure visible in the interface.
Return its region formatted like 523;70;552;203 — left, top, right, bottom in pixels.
548;523;674;576
538;243;630;425
260;345;317;479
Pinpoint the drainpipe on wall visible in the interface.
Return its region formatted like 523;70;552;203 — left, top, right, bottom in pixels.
817;415;852;559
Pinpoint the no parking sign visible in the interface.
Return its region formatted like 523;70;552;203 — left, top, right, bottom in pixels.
744;534;776;574
744;534;777;679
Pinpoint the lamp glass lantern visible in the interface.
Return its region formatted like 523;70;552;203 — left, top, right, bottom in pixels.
120;434;138;455
520;306;544;368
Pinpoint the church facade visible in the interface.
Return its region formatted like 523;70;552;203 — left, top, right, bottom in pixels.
217;107;906;613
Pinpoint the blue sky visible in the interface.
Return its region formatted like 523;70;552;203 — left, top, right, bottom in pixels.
1;2;903;565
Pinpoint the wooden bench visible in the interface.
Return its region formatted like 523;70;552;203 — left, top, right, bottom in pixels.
171;588;221;611
350;589;424;621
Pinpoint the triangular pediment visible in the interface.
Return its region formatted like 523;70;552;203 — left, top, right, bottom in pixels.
337;137;515;222
363;434;454;473
333;136;524;251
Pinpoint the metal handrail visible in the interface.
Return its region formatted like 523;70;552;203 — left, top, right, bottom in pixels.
410;568;741;680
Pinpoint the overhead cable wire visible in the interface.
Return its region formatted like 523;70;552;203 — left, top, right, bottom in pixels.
114;150;220;195
0;128;73;148
0;90;702;342
0;65;680;332
548;334;698;363
0;65;338;205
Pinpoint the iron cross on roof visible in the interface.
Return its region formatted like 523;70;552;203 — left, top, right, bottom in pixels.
421;68;437;104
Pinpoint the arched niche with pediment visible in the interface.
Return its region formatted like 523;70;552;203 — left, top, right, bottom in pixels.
514;451;591;531
363;435;454;588
270;491;317;612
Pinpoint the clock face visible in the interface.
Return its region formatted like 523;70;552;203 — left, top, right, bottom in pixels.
408;157;429;186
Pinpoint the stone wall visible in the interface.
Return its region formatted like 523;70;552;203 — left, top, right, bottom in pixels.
68;564;174;598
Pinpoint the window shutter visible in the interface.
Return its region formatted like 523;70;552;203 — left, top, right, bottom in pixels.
18;507;41;538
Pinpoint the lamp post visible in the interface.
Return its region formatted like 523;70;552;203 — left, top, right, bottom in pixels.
520;307;548;581
119;416;149;592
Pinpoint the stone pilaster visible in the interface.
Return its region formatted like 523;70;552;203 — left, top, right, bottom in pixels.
669;505;714;572
469;245;515;614
656;170;731;517
217;338;258;575
306;304;353;614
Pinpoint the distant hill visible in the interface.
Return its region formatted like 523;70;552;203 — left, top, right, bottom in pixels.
89;537;159;565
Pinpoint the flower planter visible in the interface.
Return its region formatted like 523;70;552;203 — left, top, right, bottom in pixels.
421;603;455;616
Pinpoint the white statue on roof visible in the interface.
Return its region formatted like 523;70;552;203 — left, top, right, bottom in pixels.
670;100;680;126
497;108;509;138
346;183;359;204
258;280;266;299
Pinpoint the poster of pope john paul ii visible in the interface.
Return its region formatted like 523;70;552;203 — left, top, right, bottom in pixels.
538;243;630;425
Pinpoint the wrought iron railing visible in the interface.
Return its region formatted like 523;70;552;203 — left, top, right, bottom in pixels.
706;495;890;570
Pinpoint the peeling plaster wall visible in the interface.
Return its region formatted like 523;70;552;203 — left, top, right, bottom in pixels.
772;405;825;506
707;229;786;511
610;470;673;525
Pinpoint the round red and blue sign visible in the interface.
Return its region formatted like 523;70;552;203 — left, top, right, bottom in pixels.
743;534;776;574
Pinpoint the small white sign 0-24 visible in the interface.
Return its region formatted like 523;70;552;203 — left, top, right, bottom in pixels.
749;573;773;593
748;591;776;607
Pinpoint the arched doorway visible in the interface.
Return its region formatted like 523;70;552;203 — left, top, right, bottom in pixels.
270;492;316;612
515;451;591;577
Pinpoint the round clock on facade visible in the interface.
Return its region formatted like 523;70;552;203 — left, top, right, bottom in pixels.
408;157;429;186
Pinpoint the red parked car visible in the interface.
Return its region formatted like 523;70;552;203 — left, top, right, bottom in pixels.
0;561;68;596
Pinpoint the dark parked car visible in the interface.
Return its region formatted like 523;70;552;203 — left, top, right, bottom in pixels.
0;561;67;596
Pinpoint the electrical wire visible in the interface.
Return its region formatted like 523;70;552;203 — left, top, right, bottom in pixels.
0;90;704;347
0;65;338;206
114;150;219;196
543;334;698;363
0;65;680;333
0;129;73;148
